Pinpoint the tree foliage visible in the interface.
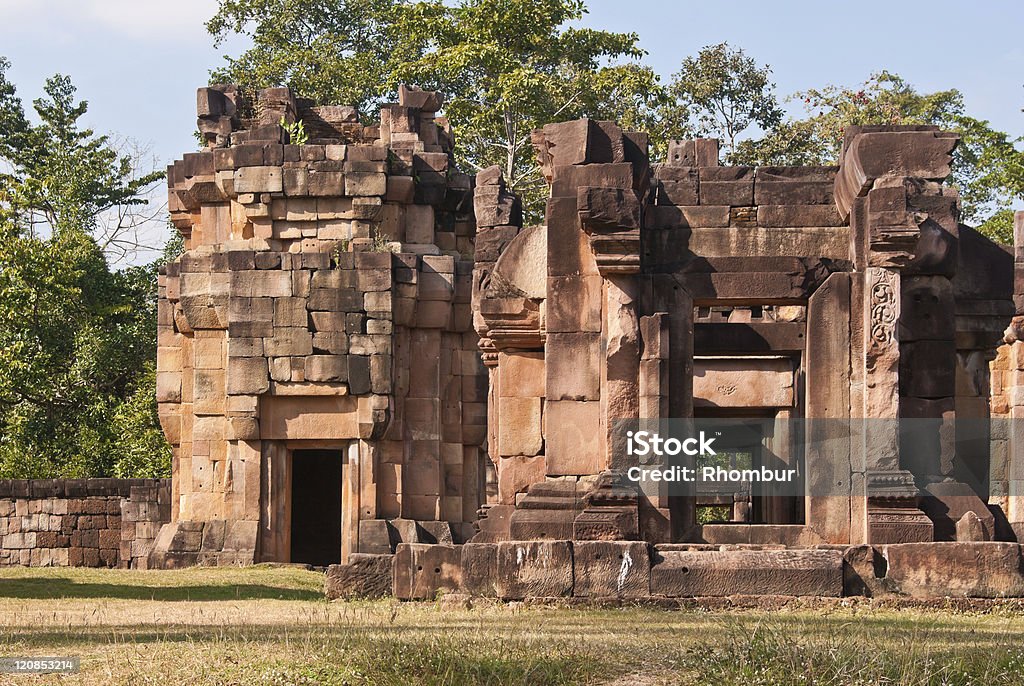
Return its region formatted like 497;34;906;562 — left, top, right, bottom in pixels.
660;42;783;161
0;58;171;478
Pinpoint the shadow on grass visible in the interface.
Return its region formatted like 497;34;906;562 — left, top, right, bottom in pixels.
0;578;321;601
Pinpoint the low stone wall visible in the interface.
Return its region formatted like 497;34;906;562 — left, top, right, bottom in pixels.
325;540;1024;601
0;479;170;568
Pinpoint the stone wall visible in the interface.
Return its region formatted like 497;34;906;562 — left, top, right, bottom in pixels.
0;479;170;568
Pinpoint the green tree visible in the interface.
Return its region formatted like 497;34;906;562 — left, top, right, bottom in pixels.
659;42;783;162
0;58;170;477
735;72;1024;243
207;0;666;221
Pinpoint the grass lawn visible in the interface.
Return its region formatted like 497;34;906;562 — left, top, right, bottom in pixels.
0;566;1023;685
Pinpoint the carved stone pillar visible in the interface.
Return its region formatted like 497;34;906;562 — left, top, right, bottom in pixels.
836;126;960;545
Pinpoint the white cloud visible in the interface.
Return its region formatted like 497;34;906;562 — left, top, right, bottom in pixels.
0;0;220;42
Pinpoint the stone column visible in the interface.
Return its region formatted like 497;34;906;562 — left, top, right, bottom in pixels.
835;126;960;544
805;271;851;542
603;275;640;471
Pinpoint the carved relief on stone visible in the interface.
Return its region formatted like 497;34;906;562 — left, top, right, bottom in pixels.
868;267;899;346
863;267;900;469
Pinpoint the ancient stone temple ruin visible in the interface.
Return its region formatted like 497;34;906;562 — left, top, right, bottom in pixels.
154;85;486;566
151;83;1024;599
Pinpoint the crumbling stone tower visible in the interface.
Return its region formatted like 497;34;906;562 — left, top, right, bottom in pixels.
153;85;486;566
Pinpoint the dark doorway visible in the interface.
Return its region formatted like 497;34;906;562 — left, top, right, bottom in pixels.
290;449;343;566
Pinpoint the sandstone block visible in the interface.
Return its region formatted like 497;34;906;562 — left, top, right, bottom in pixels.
497;397;542;457
547;276;602;333
264;327;313;357
325;554;393;599
308;170;344;196
540;120;593;168
386;176;415;203
497;455;546;505
756;204;844;227
754;166;837;205
550;163;633;198
883;542;1024;598
348;355;371;394
496;540;573;599
544;400;602;476
234;166;283;194
227;357;269;395
311;311;346;332
649;548;843;597
546;333;600;400
312;331;348;354
498;352;545;398
405;205;435;244
304;355;348;382
699;166;753;206
274;297;308;327
460;543;498;596
345;172;386;197
392;543;462;600
573;541;650;598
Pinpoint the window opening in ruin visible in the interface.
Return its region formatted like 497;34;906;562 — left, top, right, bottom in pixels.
290;449;343;566
695;446;756;523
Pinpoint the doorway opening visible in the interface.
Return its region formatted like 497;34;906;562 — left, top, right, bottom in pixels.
290;449;343;566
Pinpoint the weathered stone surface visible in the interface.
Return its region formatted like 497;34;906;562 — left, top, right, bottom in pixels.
544;400;603;476
495;540;573;599
756;204;843;227
497;454;546;505
546;333;600;400
754;166;837;205
325;554;393;599
460;542;498;596
573;541;650;598
883;543;1024;598
650;548;843;597
842;545;888;597
956;511;989;542
226;357;269;395
699;166;753;206
547;276;602;333
392;543;462;600
834;127;958;219
497;398;542;457
692;358;794;408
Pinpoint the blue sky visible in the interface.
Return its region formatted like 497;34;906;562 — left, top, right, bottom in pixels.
1;0;1022;254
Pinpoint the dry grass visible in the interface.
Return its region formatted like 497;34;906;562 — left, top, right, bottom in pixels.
0;566;1023;684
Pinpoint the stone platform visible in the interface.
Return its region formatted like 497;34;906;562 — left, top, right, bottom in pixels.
325;541;1024;601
